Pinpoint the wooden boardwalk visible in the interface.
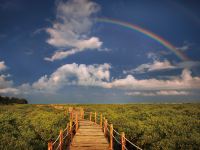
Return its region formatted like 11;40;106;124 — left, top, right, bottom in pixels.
70;120;109;150
48;107;142;150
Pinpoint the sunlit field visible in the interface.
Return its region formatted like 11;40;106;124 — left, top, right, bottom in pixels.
0;104;199;150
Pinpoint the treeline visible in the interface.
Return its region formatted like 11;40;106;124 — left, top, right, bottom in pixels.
0;95;28;104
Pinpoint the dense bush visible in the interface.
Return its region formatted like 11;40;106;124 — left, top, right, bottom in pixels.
0;104;199;150
80;104;200;150
0;105;68;150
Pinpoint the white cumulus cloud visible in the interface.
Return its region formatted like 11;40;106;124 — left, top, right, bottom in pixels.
108;69;200;90
126;90;190;96
45;0;102;61
124;59;200;75
126;91;156;96
0;75;19;94
0;61;7;71
0;88;19;94
124;60;176;74
1;62;200;96
0;75;13;88
32;63;111;91
31;64;200;93
156;90;190;96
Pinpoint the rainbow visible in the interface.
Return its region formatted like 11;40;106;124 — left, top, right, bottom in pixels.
97;18;190;61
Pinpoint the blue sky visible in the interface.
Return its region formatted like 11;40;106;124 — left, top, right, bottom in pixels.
0;0;200;103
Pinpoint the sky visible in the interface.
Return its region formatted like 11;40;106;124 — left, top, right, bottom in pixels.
0;0;200;103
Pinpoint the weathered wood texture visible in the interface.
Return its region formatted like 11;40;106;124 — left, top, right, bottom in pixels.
70;120;109;150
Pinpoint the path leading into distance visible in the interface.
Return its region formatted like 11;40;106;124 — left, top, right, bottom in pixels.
70;120;109;150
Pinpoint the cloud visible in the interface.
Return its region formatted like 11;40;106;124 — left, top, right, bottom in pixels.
45;37;102;61
0;61;7;71
147;50;173;60
0;88;19;94
98;47;111;52
177;61;200;69
126;90;190;96
32;63;200;93
108;69;200;90
124;59;200;74
124;60;176;74
45;49;79;61
1;62;200;96
176;41;192;51
45;0;102;61
126;91;156;96
147;52;159;60
177;45;190;51
0;75;19;94
156;90;190;96
32;63;111;91
32;28;45;36
0;75;13;88
0;61;19;95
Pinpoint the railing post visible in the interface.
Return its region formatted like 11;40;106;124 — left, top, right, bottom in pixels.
70;112;73;120
76;113;78;132
66;123;69;142
64;110;66;117
90;112;92;122
69;119;73;140
100;113;102;128
110;124;113;150
103;117;105;131
94;112;97;124
104;119;107;137
121;132;126;150
82;109;84;119
69;107;72;120
69;119;72;132
48;141;53;150
72;111;74;120
59;129;63;150
80;108;82;119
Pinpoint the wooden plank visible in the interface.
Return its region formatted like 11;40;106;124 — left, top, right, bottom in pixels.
71;144;109;147
74;135;106;138
76;129;103;132
71;145;108;147
73;139;108;143
70;147;109;150
79;126;102;129
75;133;105;136
70;119;109;150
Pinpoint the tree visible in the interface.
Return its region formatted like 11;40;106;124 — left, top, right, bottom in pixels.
0;95;28;104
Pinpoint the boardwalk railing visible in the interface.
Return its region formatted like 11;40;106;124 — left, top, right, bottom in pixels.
48;108;142;150
48;120;76;150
